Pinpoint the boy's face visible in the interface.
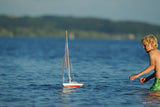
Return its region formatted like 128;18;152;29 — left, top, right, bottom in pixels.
143;42;153;53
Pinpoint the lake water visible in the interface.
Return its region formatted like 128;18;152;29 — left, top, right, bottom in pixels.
0;37;160;107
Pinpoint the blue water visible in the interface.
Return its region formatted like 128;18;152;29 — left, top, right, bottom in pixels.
0;37;160;107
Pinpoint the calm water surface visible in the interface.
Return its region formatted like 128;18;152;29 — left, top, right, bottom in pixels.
0;37;160;107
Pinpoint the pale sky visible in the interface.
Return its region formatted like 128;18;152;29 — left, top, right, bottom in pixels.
0;0;160;25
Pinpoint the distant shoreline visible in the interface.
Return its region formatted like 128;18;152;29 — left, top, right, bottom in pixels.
0;15;160;40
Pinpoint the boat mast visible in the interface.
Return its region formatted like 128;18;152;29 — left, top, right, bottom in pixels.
65;30;72;83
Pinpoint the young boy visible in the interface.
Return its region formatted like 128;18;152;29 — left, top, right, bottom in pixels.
129;35;160;91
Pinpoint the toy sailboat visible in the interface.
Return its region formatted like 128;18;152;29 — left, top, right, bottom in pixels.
62;30;83;87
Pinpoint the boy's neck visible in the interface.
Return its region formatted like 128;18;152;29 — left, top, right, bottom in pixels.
148;48;157;53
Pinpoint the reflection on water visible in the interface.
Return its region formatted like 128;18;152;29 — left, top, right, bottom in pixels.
143;91;160;106
58;87;77;107
61;87;76;94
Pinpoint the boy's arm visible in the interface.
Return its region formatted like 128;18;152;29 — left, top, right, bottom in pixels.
130;52;155;81
140;72;155;84
136;64;155;78
138;52;155;77
129;65;155;81
146;72;155;81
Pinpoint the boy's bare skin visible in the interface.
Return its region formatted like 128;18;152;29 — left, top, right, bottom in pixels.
129;42;160;83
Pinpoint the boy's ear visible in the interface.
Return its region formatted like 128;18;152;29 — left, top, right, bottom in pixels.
150;42;155;48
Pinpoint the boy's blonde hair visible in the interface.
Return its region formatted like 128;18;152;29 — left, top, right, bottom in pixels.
141;34;158;49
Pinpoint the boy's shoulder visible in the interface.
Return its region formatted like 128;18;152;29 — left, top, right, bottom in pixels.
149;49;160;56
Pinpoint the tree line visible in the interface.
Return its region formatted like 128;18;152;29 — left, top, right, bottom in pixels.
0;15;160;39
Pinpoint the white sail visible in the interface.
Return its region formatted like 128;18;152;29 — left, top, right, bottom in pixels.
62;30;71;83
62;55;65;82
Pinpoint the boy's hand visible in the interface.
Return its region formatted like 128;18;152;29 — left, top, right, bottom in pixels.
129;74;139;81
140;78;146;84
